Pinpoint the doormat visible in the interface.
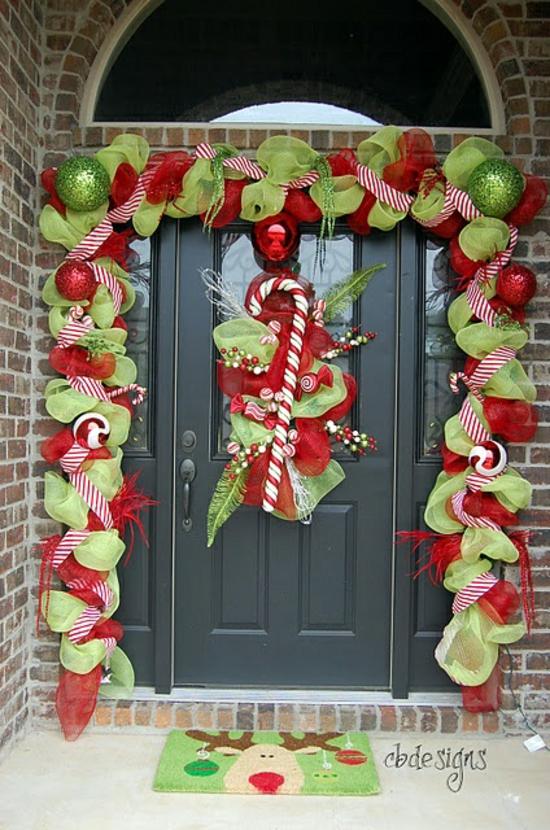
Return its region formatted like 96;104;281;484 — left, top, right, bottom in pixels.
154;730;380;796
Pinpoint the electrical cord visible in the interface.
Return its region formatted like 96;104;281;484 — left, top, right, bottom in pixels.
503;644;550;750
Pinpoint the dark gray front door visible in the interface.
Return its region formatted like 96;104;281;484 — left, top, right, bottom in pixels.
172;221;397;688
118;219;454;693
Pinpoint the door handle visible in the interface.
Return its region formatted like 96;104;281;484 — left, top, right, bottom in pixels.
179;458;196;531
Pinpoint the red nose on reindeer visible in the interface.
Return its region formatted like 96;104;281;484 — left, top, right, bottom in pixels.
248;771;285;794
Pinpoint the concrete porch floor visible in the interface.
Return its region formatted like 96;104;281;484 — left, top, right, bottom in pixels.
0;731;548;830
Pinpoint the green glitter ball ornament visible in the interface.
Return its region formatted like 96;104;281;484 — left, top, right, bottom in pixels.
467;159;524;219
55;156;111;212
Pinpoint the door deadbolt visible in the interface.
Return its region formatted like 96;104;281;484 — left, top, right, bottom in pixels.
181;430;197;451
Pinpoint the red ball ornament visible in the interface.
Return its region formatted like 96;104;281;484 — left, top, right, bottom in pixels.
496;264;537;308
252;212;300;262
335;749;367;766
55;261;96;302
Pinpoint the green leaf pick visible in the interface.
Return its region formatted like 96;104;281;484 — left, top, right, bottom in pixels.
321;264;386;323
207;467;248;547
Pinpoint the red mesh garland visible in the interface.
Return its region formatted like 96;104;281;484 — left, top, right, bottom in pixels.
110;162;138;208
57;553;108;586
428;211;464;240
347;191;377;236
383;129;437;193
478;579;520;625
145;151;194;204
461;491;519;527
510;530;535;633
327;149;357;177
292;418;331;477
461;664;501;713
449;236;484;280
41;167;66;216
200;178;248;228
56;665;103;742
49;344;116;380
36;534;62;633
284;189;322;223
441;443;469;475
483;396;538;443
322;373;357;422
94;228;135;269
41;428;75;463
506;174;548;227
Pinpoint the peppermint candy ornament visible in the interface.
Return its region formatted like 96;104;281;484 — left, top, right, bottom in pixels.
468;440;507;477
73;413;111;449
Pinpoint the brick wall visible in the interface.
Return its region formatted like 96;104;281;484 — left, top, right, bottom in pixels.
1;0;546;742
0;0;43;758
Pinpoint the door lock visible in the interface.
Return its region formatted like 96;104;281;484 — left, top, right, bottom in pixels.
179;459;196;531
181;430;197;451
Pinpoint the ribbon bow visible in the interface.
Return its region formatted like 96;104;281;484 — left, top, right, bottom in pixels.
230;394;277;429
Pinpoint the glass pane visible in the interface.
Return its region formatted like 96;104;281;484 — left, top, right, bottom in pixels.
124;237;153;452
214;228;356;454
422;240;463;457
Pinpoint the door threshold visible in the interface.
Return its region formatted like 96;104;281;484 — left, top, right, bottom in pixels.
133;686;461;706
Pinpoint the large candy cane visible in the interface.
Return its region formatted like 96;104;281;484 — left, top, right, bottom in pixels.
246;276;309;512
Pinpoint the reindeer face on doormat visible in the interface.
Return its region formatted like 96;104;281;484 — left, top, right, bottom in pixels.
153;731;380;796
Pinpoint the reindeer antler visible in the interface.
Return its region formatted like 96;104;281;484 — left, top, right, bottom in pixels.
278;732;341;752
186;730;256;752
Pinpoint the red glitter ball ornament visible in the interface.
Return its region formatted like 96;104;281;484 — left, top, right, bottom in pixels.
496;264;537;308
252;212;299;262
55;261;96;302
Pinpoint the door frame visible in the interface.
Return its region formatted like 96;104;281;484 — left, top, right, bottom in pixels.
149;217;442;696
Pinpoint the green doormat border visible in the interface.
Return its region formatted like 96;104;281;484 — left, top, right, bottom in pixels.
154;730;380;796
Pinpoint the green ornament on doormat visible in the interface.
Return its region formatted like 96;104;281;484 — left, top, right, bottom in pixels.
467;159;524;218
55;156;111;212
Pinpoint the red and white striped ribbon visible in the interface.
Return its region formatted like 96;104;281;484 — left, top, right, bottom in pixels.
445;182;483;221
450;489;501;531
52;529;90;569
101;636;117;662
281;170;320;194
67;375;146;406
71;470;113;529
195;142;266;180
450;346;516;399
57;307;95;348
450;347;516;444
67;575;114;644
68;605;103;643
452;571;498;614
90;263;123;315
67;577;112;605
474;225;519;284
59;441;89;474
246;276;309;512
458;397;492;444
354;162;414;212
466;279;496;326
